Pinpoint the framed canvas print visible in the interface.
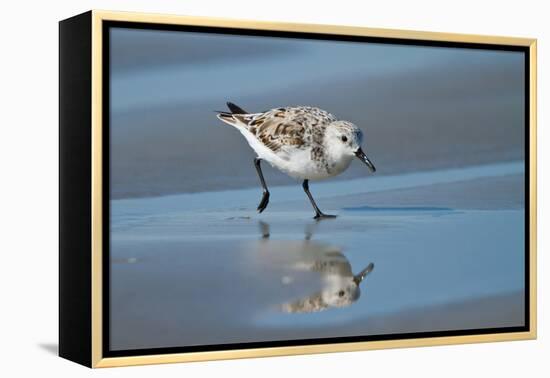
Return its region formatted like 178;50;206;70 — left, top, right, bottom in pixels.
59;10;537;368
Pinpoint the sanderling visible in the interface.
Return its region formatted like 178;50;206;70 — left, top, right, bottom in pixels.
217;102;376;219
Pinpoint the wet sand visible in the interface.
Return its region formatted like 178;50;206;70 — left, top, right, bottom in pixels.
107;28;527;352
109;37;524;199
109;163;525;351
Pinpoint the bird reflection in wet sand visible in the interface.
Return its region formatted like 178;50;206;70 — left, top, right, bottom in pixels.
256;221;374;313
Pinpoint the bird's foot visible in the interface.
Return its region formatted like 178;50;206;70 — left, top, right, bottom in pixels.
313;213;337;220
257;191;270;213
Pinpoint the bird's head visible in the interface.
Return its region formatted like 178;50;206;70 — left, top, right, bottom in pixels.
325;121;376;172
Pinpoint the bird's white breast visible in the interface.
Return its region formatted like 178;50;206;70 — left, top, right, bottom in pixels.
237;125;352;181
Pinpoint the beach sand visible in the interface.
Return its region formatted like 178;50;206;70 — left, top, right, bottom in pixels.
109;41;524;199
109;162;525;350
106;29;527;352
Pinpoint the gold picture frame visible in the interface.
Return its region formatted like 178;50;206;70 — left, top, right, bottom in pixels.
59;10;537;368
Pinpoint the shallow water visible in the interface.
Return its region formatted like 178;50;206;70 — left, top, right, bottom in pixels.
109;164;525;351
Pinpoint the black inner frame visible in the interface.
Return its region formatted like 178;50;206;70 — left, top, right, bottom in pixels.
102;20;531;358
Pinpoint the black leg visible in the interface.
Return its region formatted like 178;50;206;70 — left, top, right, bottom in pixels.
254;158;270;213
302;180;336;220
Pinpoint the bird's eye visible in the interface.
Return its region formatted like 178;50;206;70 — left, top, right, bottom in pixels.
338;290;345;297
341;136;348;142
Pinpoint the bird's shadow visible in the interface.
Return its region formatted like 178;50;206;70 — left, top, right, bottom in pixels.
37;343;58;355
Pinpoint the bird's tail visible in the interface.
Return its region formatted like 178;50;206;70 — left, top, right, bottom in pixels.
226;102;247;114
216;102;248;126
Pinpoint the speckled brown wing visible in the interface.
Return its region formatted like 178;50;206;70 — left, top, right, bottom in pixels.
237;107;336;154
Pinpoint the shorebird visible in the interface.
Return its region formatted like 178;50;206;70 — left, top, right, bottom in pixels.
217;102;376;219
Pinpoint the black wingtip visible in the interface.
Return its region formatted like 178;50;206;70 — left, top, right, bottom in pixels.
216;112;233;120
226;102;247;114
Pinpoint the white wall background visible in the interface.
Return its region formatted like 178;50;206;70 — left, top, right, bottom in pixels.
0;0;546;376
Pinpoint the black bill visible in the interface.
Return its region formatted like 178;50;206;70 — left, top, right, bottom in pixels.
355;148;376;172
353;263;374;285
